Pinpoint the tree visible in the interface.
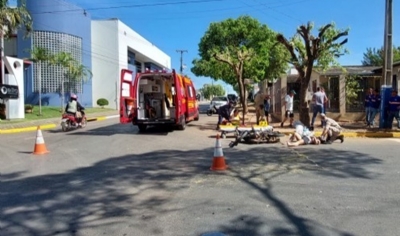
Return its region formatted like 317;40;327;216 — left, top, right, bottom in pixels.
0;0;32;84
67;61;92;93
191;15;288;124
50;52;75;112
201;84;225;100
361;46;400;66
50;52;91;112
27;46;53;116
277;22;349;126
344;74;363;105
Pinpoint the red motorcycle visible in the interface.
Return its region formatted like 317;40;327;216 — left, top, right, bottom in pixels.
61;110;87;132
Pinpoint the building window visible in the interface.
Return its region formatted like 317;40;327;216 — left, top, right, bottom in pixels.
32;31;83;94
128;51;135;66
135;61;142;73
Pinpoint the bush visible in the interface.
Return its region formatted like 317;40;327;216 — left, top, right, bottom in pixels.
25;104;34;109
24;104;34;114
97;98;109;108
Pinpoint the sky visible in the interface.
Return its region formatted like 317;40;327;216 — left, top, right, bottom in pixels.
12;0;400;94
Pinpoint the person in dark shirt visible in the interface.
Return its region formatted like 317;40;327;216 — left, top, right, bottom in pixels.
388;90;400;129
264;95;270;123
216;100;236;130
368;89;381;128
365;88;374;126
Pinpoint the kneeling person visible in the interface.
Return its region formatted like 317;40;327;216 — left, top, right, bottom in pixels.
319;114;344;144
217;101;236;130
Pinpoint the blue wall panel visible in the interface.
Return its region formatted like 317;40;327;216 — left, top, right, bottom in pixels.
17;0;92;107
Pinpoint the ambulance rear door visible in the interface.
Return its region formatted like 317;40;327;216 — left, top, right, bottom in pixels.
119;69;136;124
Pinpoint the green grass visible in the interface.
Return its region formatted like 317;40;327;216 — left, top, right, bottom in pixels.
0;106;114;124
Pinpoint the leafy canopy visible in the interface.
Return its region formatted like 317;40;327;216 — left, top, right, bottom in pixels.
200;84;225;100
277;22;349;74
191;15;288;85
362;46;400;66
0;0;32;38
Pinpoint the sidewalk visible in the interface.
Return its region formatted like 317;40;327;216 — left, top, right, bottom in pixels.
271;121;400;138
238;105;400;138
0;110;119;134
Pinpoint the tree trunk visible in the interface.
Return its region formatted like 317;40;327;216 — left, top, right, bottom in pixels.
238;79;247;125
299;81;310;126
61;78;65;113
38;62;42;116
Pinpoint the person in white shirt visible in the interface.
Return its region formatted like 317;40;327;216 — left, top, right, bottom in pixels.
287;120;321;147
281;90;296;127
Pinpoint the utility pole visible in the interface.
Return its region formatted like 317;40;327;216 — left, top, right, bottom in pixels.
176;49;188;74
382;0;393;86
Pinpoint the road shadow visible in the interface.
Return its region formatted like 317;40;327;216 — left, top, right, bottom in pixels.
57;123;175;136
0;146;380;235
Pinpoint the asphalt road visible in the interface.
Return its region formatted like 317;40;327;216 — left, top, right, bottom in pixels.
0;115;399;236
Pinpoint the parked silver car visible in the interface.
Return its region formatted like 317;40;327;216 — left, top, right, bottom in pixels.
210;96;229;110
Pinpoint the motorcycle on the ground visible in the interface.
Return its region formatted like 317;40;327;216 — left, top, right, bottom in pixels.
61;109;87;132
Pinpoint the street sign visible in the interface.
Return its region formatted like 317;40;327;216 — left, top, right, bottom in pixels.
0;84;19;99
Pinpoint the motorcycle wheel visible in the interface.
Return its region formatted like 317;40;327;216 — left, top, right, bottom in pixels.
81;118;87;128
206;110;213;116
61;122;67;132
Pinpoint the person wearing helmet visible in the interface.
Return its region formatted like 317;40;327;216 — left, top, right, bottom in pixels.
216;100;236;130
65;94;85;126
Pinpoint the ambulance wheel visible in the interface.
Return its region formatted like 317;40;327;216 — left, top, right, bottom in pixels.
177;116;186;130
194;113;200;121
138;124;147;132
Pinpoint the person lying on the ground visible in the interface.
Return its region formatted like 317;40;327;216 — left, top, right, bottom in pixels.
319;114;344;144
293;120;313;137
287;131;321;147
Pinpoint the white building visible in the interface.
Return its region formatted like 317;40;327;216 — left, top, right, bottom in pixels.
91;18;171;109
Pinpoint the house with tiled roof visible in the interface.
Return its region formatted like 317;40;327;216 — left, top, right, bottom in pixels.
269;63;400;122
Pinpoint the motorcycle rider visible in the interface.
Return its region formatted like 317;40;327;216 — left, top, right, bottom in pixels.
65;94;85;126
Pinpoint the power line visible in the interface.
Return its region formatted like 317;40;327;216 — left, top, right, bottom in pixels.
30;0;227;14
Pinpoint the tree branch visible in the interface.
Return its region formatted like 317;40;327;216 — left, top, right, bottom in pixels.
298;25;312;61
318;24;332;38
277;34;302;69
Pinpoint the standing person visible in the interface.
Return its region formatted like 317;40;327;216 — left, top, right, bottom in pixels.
321;87;328;112
319;114;344;144
254;91;266;125
280;90;296;127
387;90;400;129
264;94;271;123
310;87;328;131
364;88;374;126
369;89;381;128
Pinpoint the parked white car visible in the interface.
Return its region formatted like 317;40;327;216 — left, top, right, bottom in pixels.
210;96;229;110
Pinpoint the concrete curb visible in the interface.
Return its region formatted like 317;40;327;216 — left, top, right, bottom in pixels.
278;131;400;138
0;114;119;134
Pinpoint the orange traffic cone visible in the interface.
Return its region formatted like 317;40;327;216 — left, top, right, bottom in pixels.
33;126;49;155
210;134;227;171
